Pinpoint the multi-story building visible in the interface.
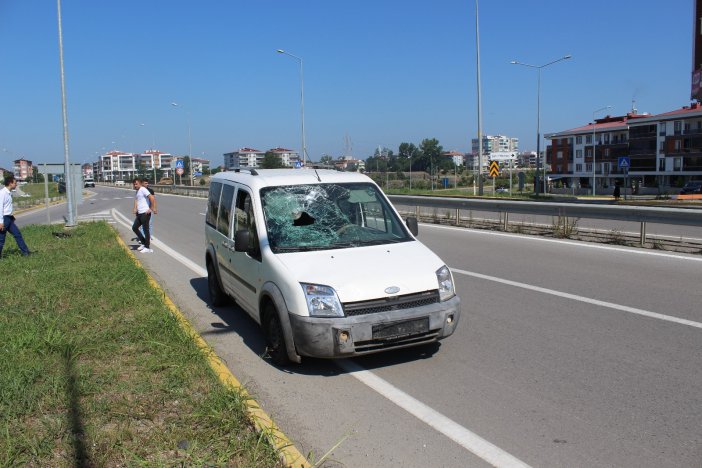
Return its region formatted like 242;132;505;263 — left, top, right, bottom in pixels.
223;148;265;170
97;151;137;182
468;135;519;171
442;151;465;166
333;156;365;172
546;104;702;190
267;147;300;167
13;158;33;181
223;147;299;169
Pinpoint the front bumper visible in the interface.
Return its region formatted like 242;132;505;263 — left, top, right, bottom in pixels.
288;295;461;358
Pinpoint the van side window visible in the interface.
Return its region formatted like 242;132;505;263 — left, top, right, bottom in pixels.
206;182;223;228
217;184;235;236
234;189;260;259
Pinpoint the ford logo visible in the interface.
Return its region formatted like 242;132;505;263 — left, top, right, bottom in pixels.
384;286;400;294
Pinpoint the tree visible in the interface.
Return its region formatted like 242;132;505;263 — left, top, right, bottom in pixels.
398;142;419;171
419;138;444;188
261;151;284;169
319;154;333;166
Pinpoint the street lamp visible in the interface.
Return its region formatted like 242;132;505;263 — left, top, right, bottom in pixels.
276;49;307;167
57;0;76;226
510;54;572;195
171;102;193;186
591;105;613;196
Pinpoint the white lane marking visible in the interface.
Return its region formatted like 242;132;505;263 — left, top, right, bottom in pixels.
111;207;529;467
111;209;206;277
451;267;702;330
199;212;206;216
338;360;531;468
423;223;702;263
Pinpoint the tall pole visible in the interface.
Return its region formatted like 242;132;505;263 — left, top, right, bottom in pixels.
57;0;75;226
592;105;612;196
475;0;484;196
510;54;572;196
277;50;307;167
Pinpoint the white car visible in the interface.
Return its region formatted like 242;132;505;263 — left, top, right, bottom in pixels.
84;178;95;188
205;169;461;365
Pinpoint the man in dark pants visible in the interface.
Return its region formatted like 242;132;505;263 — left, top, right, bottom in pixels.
131;178;156;253
0;175;31;258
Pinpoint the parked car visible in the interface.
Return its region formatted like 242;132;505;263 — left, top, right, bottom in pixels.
84;178;95;188
495;186;509;194
205;169;461;365
114;180;126;186
680;180;702;194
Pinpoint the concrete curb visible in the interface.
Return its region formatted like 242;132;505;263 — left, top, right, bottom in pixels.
113;231;310;468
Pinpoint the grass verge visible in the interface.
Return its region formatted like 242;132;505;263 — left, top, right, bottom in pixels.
0;222;282;467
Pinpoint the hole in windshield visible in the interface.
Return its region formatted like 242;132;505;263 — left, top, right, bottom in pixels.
261;183;411;253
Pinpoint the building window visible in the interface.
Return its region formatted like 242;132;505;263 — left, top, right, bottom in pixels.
603;162;611;174
659;159;665;171
674;121;682;135
674;158;682;170
576;136;582;144
586;163;592;172
604;133;610;144
576;163;583;172
674;140;682;151
604;148;609;157
659;123;666;136
576;149;583;158
557;151;563;160
586;135;592;144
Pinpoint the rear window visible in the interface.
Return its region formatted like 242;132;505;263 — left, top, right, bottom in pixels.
206;182;223;227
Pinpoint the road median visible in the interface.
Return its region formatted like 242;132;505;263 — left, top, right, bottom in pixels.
0;222;306;466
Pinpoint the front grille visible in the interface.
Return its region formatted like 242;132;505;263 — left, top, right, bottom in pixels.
343;290;439;317
353;330;441;353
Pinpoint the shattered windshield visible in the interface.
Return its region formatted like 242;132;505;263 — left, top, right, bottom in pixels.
260;183;412;253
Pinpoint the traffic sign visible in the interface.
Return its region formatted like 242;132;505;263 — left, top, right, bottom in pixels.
488;160;500;177
294;161;302;168
176;167;184;175
618;157;630;169
175;159;185;169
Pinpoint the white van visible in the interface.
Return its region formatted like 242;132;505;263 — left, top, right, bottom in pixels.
205;169;460;365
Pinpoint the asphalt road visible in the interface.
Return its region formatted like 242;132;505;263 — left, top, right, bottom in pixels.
19;186;702;467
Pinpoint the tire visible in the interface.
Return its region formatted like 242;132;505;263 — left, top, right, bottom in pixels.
207;260;228;307
263;303;291;366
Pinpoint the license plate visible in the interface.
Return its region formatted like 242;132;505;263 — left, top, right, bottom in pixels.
372;317;429;340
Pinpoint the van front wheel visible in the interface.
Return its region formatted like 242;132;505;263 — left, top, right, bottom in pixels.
264;303;291;366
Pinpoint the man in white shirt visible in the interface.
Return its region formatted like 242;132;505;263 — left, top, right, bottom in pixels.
131;178;157;253
0;175;31;258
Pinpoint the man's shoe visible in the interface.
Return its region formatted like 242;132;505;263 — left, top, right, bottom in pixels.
137;245;146;251
139;248;153;253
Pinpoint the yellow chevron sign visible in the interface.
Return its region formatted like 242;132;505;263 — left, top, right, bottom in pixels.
488;160;500;177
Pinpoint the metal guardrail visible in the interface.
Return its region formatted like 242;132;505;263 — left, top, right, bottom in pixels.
146;184;702;246
388;195;702;246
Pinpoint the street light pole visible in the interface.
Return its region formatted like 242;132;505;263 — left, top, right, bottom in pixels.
171;102;193;186
591;105;613;196
475;0;484;196
57;0;75;226
277;49;307;167
510;54;572;196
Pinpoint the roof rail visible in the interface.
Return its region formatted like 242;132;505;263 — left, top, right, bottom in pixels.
233;168;259;176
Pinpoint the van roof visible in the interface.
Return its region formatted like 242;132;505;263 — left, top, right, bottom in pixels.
211;169;373;190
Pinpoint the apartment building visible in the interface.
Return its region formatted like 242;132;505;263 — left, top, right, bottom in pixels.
13;158;33;181
467;135;519;171
223;147;300;169
546;104;702;190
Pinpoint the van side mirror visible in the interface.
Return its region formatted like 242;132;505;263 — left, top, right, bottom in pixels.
406;216;419;236
234;230;250;252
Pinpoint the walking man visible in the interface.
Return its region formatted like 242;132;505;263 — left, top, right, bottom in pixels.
0;175;31;258
132;177;156;253
140;178;156;239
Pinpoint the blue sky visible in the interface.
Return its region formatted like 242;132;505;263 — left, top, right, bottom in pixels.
0;0;694;169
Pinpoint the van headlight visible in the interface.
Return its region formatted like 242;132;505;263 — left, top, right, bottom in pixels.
436;265;455;301
301;283;344;317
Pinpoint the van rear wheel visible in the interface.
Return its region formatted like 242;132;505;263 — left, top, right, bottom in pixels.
207;260;227;306
264;303;291;366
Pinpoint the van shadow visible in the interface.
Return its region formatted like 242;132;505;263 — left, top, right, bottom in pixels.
189;277;442;376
